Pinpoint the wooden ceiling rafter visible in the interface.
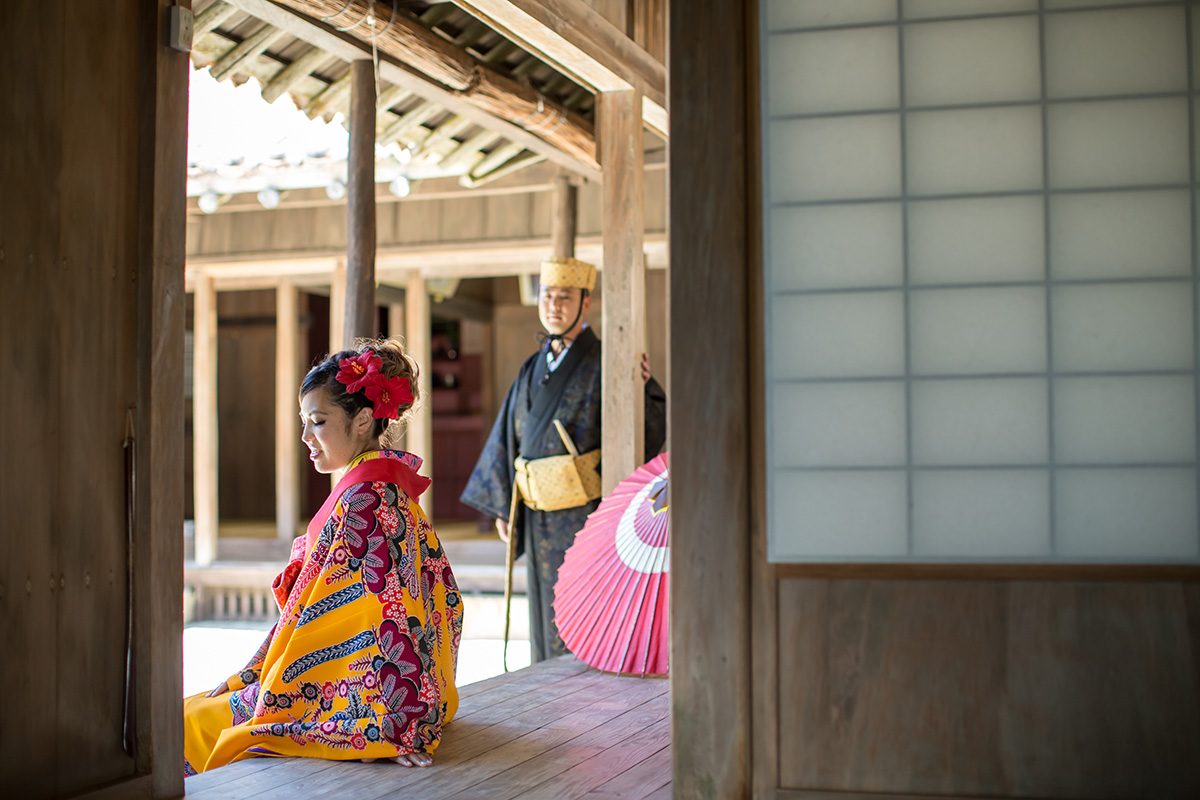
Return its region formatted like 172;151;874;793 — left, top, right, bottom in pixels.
445;0;668;138
212;0;602;179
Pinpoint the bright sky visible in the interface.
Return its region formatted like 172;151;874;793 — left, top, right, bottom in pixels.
187;64;349;173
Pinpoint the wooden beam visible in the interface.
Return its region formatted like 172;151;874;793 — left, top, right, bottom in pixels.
405;274;433;517
226;0;601;178
448;0;669;138
193;273;220;568
275;279;301;543
262;45;330;104
210;23;286;81
183;232;672;291
598;88;644;494
344;60;377;346
552;173;578;258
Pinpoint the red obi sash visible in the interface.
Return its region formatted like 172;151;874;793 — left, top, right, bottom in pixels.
304;456;431;558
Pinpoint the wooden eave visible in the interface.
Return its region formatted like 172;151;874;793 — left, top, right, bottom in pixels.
191;0;670;185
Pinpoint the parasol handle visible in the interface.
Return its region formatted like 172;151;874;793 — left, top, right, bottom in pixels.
502;481;521;672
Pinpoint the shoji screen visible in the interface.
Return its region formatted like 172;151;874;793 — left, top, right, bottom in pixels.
762;0;1200;563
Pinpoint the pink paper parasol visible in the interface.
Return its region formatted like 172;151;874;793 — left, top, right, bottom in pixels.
553;452;670;675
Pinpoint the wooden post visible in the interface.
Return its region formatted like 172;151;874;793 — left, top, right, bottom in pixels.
597;88;645;494
193;272;219;567
669;0;750;795
330;260;346;352
405;274;433;517
552;173;577;258
344;59;377;346
275;278;300;542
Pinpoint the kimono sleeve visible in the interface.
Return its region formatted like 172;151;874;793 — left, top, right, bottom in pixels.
644;376;668;461
459;377;519;521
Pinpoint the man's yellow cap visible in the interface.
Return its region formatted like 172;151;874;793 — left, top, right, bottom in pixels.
540;256;596;292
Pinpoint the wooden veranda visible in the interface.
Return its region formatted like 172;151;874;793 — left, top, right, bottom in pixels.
182;657;670;800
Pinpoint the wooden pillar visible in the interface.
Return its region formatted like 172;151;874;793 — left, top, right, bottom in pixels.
552;173;578;258
344;59;377;346
669;0;751;795
330;260;346;353
275;279;300;542
388;299;405;444
405;274;433;516
597;88;645;494
193;272;219;567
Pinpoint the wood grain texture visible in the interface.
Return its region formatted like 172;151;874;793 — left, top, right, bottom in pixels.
344;59;377;346
137;3;189;794
778;579;1200;798
1;1;69;793
552;174;578;258
183;657;670;800
597;88;644;495
669;0;752;795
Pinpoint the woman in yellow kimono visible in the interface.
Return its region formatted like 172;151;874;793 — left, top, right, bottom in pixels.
184;338;462;774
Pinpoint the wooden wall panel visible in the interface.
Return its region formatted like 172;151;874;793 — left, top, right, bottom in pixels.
778;579;1200;798
55;0;143;792
217;290;278;520
485;192;535;240
1;0;187;796
1;0;69;791
439;195;488;243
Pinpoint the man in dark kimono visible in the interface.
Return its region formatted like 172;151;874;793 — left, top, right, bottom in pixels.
460;256;667;662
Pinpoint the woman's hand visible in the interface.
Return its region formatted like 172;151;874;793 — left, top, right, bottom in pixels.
362;753;433;767
206;680;230;698
495;518;510;543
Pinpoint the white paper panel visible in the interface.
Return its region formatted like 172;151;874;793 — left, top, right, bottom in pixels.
907;107;1044;195
1052;283;1194;372
913;470;1051;557
904;16;1041;106
909;196;1045;285
769;115;902;202
1056;468;1199;558
770;470;909;559
1054;376;1197;463
911;287;1047;374
770;292;906;378
1050;191;1192;280
770;203;903;291
772;382;907;467
765;0;896;30
768;28;899;115
912;379;1050;465
1045;7;1187;97
1045;0;1171;9
904;0;1037;17
1047;99;1189;188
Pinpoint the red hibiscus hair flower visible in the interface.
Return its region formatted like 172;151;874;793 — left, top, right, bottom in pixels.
336;351;383;393
364;374;414;420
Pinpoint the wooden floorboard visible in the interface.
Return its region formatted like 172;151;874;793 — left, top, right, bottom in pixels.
183;656;672;799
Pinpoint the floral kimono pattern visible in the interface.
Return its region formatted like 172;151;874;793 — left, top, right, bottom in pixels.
184;450;462;774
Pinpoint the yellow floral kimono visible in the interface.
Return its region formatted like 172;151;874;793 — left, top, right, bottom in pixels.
184;450;462;774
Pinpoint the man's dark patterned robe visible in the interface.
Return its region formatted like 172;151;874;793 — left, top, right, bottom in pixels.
460;327;667;661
